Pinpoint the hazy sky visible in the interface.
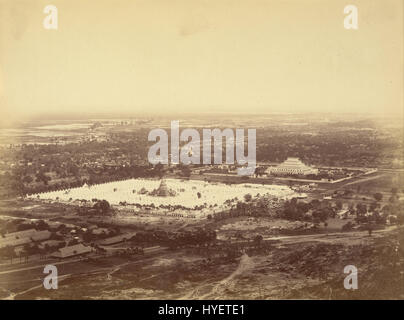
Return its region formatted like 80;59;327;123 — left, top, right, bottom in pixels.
0;0;403;120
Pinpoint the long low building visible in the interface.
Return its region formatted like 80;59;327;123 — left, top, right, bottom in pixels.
51;243;92;259
98;232;137;246
3;229;37;239
0;229;51;249
0;237;31;249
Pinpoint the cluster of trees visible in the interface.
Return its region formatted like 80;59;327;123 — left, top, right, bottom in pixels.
0;240;66;264
279;198;332;222
92;200;111;214
130;228;217;248
94;228;217;249
213;197;280;220
24;165;157;196
76;200;113;216
116;247;144;258
82;228;118;243
0;219;51;236
167;229;216;249
0;134;159;198
256;125;403;167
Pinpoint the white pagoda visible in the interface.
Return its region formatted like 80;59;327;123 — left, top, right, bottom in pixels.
267;157;318;176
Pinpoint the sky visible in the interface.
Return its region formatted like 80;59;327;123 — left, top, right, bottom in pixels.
0;0;403;121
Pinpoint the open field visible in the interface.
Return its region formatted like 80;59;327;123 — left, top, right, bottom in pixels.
27;178;297;211
1;225;401;300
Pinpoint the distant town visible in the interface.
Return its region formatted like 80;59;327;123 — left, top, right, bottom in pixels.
0;113;403;299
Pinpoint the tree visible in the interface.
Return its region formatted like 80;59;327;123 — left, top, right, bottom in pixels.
35;172;51;185
36;220;49;231
367;224;373;236
154;163;165;178
3;246;15;263
389;195;398;203
244;194;252;202
180;166;191;178
93;200;110;214
369;202;379;212
356;203;367;215
373;193;383;202
22;175;33;184
83;231;95;243
312;208;329;222
253;235;263;248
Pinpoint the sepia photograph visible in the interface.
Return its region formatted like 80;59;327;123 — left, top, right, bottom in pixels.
0;0;403;306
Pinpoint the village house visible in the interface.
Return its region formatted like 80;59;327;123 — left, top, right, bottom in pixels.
51;243;92;259
98;232;137;246
0;229;51;249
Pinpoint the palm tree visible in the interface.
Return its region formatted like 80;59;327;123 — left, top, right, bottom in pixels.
4;246;15;264
253;235;263;248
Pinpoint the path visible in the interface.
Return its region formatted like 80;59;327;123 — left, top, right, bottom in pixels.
179;253;254;300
